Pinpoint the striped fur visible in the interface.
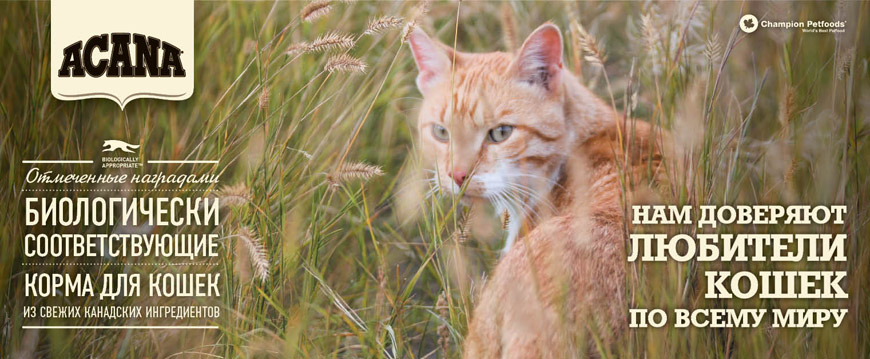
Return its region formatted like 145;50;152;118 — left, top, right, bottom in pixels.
410;24;665;358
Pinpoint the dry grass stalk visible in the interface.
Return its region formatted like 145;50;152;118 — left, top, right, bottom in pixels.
218;183;251;208
324;54;367;74
237;227;270;283
326;161;383;188
307;32;355;53
499;4;518;52
363;16;403;36
301;0;332;23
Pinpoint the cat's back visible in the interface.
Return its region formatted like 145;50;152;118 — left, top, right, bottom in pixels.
579;119;662;172
463;210;626;358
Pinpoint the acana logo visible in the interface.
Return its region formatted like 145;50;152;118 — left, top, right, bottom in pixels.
58;33;186;78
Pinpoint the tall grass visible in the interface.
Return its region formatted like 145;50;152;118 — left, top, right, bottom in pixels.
1;1;867;358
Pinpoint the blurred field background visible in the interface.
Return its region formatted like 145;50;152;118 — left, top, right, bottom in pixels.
1;0;868;358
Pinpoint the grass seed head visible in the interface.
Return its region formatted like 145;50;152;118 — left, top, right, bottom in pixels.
258;87;270;111
452;207;472;243
838;48;853;80
402;1;430;43
500;4;518;52
639;12;663;73
778;86;797;129
218;183;251;208
237;227;270;283
301;0;333;23
307;32;355;53
364;16;404;36
326;161;383;188
704;32;722;65
242;38;257;55
437;292;450;354
574;22;605;66
324;54;367;74
286;42;309;56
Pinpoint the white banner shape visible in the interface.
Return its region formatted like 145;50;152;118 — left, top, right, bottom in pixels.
51;0;194;109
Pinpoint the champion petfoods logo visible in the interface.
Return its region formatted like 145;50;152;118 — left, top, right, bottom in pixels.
51;0;194;109
740;13;847;34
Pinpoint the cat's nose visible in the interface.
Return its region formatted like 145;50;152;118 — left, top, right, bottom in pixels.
449;170;467;186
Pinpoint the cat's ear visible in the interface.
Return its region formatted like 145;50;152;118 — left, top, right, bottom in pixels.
408;28;452;95
513;23;563;93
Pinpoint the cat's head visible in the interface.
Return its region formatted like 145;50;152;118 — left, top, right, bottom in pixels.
409;24;571;209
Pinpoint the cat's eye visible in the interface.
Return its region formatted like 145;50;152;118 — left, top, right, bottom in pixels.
487;125;514;143
431;124;449;142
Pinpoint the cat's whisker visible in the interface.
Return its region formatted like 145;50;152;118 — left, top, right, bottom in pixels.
516;192;549;223
498;187;525;209
511;172;566;191
504;182;537;200
514;188;554;214
510;176;563;194
496;190;530;225
424;183;441;199
490;191;523;254
487;191;511;216
506;182;558;214
505;182;556;214
501;189;540;223
510;191;545;224
507;180;549;201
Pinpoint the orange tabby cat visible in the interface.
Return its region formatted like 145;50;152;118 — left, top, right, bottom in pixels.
409;23;663;357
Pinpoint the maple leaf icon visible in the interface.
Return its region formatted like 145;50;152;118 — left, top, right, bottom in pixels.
739;14;759;33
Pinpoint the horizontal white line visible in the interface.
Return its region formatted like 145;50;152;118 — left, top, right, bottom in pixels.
23;326;218;329
22;160;93;164
147;160;218;164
